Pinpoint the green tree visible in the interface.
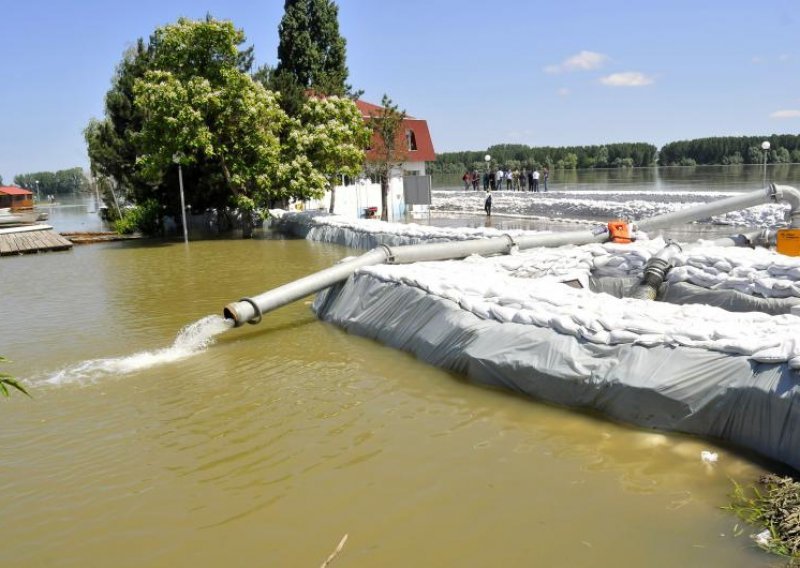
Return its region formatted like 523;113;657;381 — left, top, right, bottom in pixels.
275;0;349;95
266;0;356;116
365;95;406;221
87;17;267;231
85;39;153;206
88;16;370;236
14;168;89;195
284;96;370;213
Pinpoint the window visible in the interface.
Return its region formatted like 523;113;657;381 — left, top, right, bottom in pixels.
406;129;418;151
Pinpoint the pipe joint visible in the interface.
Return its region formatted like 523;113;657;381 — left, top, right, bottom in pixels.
772;184;800;228
238;297;263;325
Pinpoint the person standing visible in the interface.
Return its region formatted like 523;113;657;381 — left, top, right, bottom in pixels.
472;170;480;190
462;170;471;191
532;167;540;193
483;170;490;191
495;168;504;192
543;166;549;192
484;189;492;216
527;169;534;192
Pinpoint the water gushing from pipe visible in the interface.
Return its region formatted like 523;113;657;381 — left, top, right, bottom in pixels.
41;315;233;387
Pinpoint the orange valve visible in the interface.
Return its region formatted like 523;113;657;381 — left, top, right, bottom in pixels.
777;228;800;256
607;220;632;244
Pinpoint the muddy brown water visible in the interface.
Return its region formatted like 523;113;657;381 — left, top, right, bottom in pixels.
0;216;777;566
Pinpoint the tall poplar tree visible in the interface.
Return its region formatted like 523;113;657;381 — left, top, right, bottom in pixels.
271;0;351;113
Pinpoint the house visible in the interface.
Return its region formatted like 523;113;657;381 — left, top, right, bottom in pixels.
354;99;436;177
0;186;34;210
304;99;436;221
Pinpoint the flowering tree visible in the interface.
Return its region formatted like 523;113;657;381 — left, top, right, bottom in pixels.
281;96;370;212
87;17;370;236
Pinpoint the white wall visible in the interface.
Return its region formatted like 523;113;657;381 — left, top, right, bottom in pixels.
298;171;408;221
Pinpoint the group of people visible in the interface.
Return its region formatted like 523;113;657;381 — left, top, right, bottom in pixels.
463;167;549;194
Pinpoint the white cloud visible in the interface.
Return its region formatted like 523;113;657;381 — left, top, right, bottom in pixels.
770;109;800;118
599;72;654;87
751;56;763;64
544;51;609;74
557;87;570;97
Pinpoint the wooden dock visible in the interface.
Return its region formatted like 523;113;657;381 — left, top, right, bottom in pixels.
0;225;73;256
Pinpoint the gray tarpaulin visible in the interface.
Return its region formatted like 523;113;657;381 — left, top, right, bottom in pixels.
314;271;800;471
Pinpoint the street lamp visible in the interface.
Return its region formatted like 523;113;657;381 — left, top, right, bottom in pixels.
34;179;39;200
761;141;770;187
172;152;189;245
484;154;491;171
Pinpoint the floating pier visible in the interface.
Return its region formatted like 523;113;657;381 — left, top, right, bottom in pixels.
0;224;73;256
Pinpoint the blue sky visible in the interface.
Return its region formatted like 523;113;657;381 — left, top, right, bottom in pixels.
1;0;799;182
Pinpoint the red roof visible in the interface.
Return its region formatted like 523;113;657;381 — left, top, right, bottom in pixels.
355;100;436;163
0;186;33;196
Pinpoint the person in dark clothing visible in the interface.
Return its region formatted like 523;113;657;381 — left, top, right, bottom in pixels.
484;190;492;216
482;171;489;191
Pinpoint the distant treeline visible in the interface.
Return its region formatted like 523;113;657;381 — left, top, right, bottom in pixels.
432;135;800;173
431;143;657;174
13;168;89;195
659;135;800;166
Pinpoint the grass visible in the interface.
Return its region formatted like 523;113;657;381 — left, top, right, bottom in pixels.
725;474;800;564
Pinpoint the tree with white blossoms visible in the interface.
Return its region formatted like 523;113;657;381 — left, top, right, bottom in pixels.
280;96;370;213
88;16;369;237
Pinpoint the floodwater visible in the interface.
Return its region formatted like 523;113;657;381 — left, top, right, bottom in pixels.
0;189;779;567
434;163;800;192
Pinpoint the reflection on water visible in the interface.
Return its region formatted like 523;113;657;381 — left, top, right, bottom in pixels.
0;231;772;567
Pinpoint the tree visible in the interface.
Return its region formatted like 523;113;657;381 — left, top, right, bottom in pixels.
284;96;370;213
87;15;370;236
85;39;152;206
365;95;406;221
275;0;349;95
14;168;88;195
266;0;352;115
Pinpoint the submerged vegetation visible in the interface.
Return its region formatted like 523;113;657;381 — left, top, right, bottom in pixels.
727;474;800;563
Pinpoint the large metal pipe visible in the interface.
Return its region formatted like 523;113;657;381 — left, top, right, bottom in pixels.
224;184;800;327
773;184;800;227
636;186;778;233
223;248;390;326
224;228;611;326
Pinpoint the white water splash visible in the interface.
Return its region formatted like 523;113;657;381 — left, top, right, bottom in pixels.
44;315;233;386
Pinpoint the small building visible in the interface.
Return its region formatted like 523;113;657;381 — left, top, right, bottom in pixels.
304;100;436;221
0;187;34;210
354;99;436;177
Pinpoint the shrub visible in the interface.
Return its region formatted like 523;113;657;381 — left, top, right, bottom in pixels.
113;199;161;235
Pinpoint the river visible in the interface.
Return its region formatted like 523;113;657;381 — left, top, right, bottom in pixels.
0;180;780;566
434;163;800;192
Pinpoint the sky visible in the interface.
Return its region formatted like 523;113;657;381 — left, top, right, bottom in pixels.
1;0;799;182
